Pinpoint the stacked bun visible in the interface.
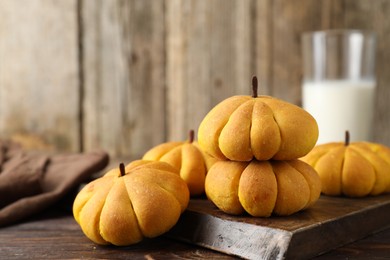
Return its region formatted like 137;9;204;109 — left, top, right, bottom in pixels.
199;77;321;217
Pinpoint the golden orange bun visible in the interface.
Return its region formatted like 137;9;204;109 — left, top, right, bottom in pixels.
205;159;321;217
73;160;189;246
301;141;390;197
142;131;211;196
198;94;318;161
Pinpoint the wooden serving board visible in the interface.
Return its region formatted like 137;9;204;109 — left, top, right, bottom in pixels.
167;194;390;259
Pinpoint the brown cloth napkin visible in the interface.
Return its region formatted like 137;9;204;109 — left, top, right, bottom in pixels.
0;140;109;227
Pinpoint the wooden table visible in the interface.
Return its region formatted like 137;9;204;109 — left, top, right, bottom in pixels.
1;202;390;259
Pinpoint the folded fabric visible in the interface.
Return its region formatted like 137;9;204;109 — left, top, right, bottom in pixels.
0;140;109;227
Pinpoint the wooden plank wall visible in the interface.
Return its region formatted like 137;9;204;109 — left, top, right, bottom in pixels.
0;0;80;151
0;0;389;159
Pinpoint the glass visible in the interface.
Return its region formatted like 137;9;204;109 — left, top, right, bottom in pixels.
301;30;376;144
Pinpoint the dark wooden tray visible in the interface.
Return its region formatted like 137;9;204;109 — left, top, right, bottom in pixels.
167;194;390;259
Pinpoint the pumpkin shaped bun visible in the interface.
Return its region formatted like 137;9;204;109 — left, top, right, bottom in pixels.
301;132;390;197
73;160;189;246
205;159;321;217
198;77;318;161
143;130;210;196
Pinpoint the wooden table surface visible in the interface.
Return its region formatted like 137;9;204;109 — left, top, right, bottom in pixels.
1;202;390;260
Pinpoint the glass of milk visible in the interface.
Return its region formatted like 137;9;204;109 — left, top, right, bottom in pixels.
302;30;376;144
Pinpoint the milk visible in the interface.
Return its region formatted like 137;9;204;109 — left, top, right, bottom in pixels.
302;80;375;144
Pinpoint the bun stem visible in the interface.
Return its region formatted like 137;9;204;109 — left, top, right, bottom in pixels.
345;131;350;146
188;129;194;143
252;76;258;98
119;163;125;177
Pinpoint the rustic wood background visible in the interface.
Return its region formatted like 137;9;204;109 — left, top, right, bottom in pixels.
0;0;389;159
